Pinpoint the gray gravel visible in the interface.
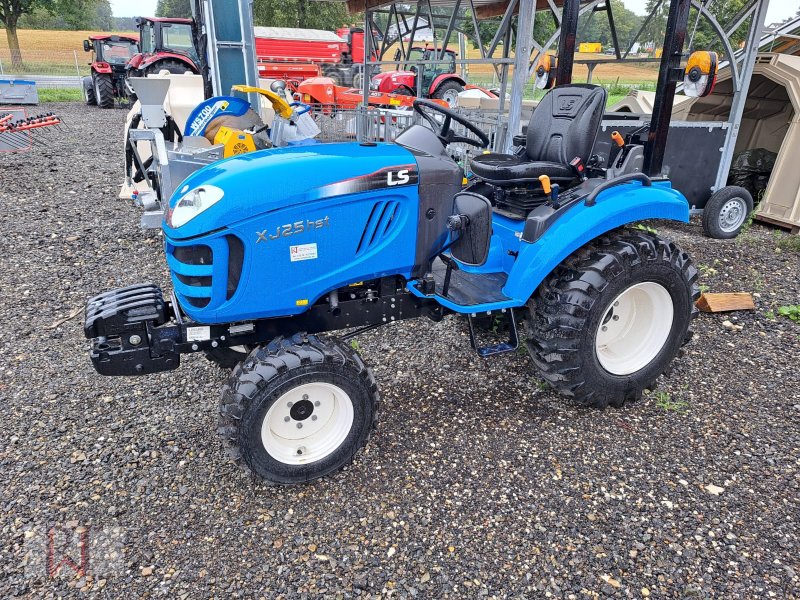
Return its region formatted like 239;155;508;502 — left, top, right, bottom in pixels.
1;101;799;598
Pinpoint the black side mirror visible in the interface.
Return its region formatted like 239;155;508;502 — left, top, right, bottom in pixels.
83;40;91;52
448;192;492;266
393;48;401;61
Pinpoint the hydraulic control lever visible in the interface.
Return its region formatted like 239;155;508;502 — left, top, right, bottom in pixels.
538;174;560;209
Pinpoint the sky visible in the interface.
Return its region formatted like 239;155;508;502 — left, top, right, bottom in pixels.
110;0;799;24
622;0;796;25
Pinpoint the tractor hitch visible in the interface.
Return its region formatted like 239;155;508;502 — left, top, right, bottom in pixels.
85;284;181;376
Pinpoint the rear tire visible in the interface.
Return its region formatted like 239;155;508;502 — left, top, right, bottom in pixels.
702;186;754;239
217;334;379;484
432;80;464;108
94;74;114;108
526;230;699;409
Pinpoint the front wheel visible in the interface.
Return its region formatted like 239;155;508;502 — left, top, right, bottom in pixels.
526;230;699;408
432;80;464;108
82;77;97;105
702;186;754;239
217;334;379;484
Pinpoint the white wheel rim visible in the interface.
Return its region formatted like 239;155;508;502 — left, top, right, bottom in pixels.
261;382;354;465
442;89;459;107
595;282;674;376
718;197;747;233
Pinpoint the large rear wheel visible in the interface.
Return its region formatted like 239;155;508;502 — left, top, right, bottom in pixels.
526;230;699;408
217;334;379;484
94;74;114;109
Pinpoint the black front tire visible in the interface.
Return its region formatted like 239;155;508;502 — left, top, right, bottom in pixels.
526;230;699;408
217;334;379;484
94;74;114;108
83;77;97;105
702;186;754;239
432;80;464;107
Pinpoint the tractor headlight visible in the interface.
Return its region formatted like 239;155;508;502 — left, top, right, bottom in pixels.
370;77;380;90
166;184;224;229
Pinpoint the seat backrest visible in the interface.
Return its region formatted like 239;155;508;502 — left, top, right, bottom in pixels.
525;84;607;165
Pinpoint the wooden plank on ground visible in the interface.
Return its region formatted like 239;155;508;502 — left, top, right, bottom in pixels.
696;292;755;313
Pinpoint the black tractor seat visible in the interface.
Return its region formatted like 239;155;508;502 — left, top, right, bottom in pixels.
470;84;607;186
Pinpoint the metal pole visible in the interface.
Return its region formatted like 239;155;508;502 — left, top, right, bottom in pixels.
506;0;535;152
0;54;4;75
643;0;692;177
458;32;467;78
74;50;80;76
713;0;770;190
605;1;622;59
556;0;580;85
362;8;371;134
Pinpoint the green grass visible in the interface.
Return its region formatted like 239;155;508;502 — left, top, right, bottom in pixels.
777;234;800;253
777;305;800;322
38;88;83;102
652;390;689;413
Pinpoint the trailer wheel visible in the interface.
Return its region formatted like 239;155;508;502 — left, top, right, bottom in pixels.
217;334;379;484
432;80;464;108
94;74;114;109
82;77;97;106
526;230;699;409
204;345;252;369
702;186;754;239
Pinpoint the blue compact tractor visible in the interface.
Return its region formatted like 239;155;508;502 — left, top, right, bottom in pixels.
85;3;713;484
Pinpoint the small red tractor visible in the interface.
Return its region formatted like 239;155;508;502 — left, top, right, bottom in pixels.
370;46;465;107
127;17;200;77
82;34;140;108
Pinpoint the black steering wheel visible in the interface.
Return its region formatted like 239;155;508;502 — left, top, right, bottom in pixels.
413;98;490;148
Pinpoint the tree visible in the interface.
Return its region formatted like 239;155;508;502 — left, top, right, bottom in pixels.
156;0;192;19
94;0;112;30
252;0;350;30
1;0;55;69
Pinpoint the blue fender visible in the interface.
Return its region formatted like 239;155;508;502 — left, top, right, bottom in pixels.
503;181;689;302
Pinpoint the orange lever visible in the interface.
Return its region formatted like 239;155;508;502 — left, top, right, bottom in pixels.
538;174;551;195
611;130;625;147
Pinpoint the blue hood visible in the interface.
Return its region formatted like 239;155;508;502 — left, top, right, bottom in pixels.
164;142;418;240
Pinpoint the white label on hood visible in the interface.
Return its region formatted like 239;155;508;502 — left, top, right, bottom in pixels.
290;243;318;262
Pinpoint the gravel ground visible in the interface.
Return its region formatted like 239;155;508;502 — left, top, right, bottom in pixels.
1;102;799;598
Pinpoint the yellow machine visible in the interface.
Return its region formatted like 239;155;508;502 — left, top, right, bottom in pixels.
209;85;296;158
578;42;602;53
214;126;257;157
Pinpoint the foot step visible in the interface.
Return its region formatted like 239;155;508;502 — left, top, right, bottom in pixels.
466;309;519;358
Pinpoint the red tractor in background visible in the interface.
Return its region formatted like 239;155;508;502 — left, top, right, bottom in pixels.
370;46;465;107
127;17;201;77
254;26;371;88
82;34;140;108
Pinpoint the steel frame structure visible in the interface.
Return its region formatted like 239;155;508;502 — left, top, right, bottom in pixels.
350;0;770;162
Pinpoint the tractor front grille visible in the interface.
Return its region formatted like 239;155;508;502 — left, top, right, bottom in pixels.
166;235;244;310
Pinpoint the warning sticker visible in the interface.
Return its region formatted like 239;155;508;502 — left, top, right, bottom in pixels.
186;326;211;342
290;243;318;262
